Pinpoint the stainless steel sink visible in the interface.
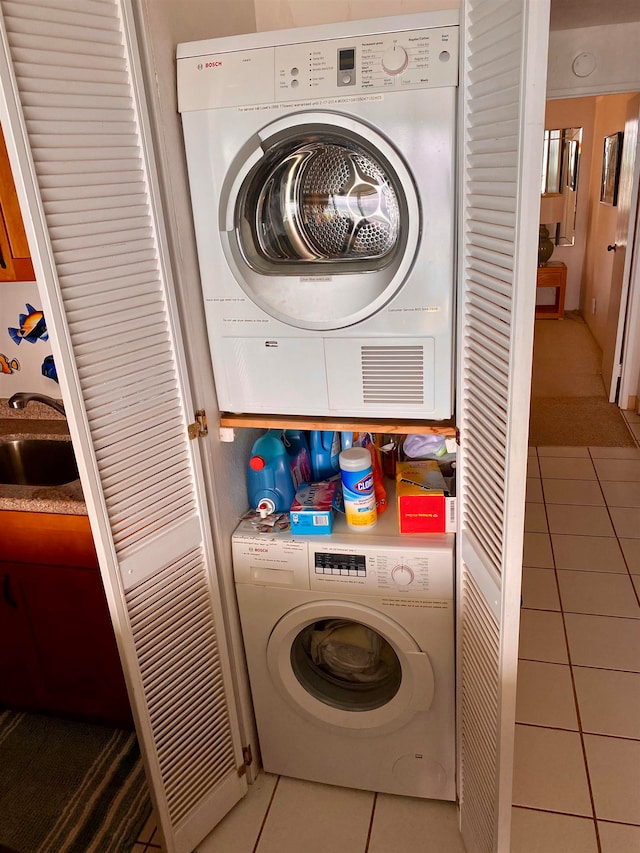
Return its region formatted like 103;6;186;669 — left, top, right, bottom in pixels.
0;439;79;486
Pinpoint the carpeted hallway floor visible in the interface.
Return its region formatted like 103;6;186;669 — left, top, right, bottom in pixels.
528;311;637;447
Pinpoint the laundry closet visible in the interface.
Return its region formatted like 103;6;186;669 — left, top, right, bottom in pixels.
0;1;548;852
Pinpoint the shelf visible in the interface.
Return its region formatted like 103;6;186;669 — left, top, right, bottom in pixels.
536;261;566;320
219;412;457;437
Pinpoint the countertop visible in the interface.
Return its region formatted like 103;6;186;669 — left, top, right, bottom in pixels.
0;400;87;515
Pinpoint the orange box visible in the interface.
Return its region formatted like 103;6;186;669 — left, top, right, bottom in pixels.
396;461;456;534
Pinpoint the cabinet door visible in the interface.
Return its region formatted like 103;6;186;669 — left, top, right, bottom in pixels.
0;125;34;281
1;562;133;728
0;567;41;708
0;3;248;851
457;0;550;851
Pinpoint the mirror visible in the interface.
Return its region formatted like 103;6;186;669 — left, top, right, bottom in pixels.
540;127;582;247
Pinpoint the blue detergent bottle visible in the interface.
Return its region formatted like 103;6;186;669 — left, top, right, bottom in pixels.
341;431;354;450
310;430;340;481
247;431;295;514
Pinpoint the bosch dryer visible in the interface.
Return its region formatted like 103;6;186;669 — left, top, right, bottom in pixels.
177;11;458;418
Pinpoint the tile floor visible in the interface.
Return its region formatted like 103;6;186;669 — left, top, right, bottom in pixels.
132;413;640;853
516;436;640;853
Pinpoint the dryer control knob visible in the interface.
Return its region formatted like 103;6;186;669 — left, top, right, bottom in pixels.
391;564;414;586
382;45;408;76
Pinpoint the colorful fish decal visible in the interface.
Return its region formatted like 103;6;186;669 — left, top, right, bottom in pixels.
41;354;58;383
8;303;48;345
0;353;20;374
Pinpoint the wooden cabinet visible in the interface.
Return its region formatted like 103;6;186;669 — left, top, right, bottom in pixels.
0;126;35;281
535;261;567;319
0;511;132;728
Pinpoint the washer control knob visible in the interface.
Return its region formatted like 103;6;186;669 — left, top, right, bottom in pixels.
382;45;408;76
391;564;414;586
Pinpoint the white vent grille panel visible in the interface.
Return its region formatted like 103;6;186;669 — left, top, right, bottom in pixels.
2;0;196;561
459;563;499;853
126;550;237;826
361;345;425;404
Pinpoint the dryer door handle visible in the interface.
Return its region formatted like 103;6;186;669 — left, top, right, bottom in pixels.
404;650;435;713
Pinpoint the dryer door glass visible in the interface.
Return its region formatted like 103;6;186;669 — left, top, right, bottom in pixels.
290;618;402;712
220;114;421;331
243;139;401;266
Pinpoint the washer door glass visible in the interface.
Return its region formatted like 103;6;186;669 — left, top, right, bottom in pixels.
266;599;435;732
290;618;402;712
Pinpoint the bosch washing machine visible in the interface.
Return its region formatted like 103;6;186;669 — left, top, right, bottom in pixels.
231;508;456;800
177;11;459;419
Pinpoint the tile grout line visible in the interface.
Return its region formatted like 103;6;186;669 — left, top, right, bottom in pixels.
546;471;603;853
363;791;378;852
251;775;281;853
589;446;640;612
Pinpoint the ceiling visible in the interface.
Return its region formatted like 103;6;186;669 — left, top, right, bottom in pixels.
550;0;640;30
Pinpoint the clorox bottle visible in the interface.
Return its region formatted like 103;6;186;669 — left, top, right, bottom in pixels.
310;430;340;481
339;447;377;530
247;431;295;515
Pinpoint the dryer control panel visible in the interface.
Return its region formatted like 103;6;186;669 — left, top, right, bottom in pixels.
177;25;458;112
274;26;458;100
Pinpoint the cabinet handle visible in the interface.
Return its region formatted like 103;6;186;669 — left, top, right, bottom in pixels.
607;244;617;252
0;245;6;269
3;573;17;608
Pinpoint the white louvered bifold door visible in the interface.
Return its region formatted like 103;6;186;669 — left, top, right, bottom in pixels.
456;1;549;851
0;2;247;851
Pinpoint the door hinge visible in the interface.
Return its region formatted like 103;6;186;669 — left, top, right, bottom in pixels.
188;409;208;440
237;744;253;777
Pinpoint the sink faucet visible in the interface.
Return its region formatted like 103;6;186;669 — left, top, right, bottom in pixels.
8;392;66;417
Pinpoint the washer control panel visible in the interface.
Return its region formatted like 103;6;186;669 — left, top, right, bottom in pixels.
309;541;452;600
232;516;453;599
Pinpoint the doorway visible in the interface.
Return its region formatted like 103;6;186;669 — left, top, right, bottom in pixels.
529;92;640;447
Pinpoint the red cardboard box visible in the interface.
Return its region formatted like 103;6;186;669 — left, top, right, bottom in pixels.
396;461;456;534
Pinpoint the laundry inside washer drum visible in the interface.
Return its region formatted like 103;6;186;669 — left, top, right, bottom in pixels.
291;619;402;711
251;142;401;263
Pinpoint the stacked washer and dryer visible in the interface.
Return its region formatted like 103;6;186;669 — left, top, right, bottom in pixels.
177;10;459;800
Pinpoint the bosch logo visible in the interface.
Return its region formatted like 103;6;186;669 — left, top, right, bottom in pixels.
250;547;269;553
205;60;223;68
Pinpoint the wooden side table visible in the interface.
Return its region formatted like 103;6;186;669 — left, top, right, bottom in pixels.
536;261;567;319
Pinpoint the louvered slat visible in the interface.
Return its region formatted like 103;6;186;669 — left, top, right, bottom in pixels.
0;2;245;850
126;551;237;826
458;0;547;851
460;565;499;853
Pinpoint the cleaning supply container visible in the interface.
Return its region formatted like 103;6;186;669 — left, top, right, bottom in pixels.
310;430;340;481
282;429;312;489
247;431;295;515
339;447;377;531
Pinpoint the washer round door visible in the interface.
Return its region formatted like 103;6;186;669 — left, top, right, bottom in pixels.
219;112;421;331
266;600;435;735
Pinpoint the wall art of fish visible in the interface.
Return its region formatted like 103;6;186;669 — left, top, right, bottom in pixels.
0;353;20;374
41;354;58;383
8;303;48;345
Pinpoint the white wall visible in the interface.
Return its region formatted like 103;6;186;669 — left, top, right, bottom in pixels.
0;280;60;397
254;0;459;30
547;22;640;99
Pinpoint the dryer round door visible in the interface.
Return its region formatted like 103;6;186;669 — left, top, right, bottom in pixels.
220;112;421;331
266;600;435;735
